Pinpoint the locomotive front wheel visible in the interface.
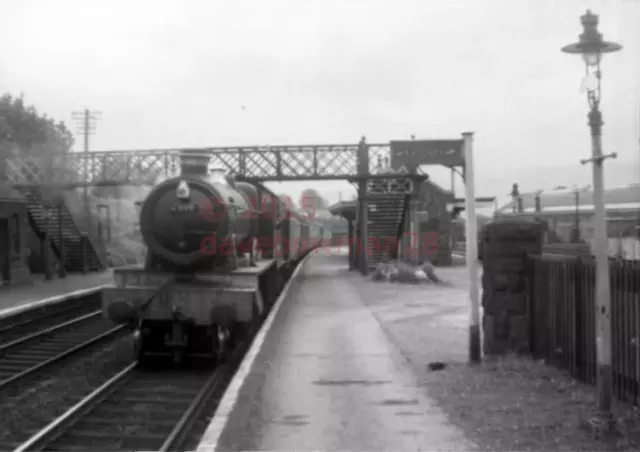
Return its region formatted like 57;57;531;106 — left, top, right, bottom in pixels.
213;324;231;364
134;330;153;369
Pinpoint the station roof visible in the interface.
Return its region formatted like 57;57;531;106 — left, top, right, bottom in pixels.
497;183;640;215
329;200;357;218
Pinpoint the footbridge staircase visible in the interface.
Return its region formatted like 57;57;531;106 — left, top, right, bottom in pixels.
18;187;107;273
362;175;414;269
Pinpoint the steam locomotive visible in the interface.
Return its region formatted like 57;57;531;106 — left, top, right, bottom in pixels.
101;152;331;365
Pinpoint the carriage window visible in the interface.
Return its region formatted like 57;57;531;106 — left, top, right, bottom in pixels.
11;213;20;257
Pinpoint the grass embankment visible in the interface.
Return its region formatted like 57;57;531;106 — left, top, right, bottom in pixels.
353;270;640;451
426;355;640;451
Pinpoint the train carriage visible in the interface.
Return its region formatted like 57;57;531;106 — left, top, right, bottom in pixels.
322;226;332;246
257;188;286;260
300;215;311;255
308;221;321;250
278;207;302;263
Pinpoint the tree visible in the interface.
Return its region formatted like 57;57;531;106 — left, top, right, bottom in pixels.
0;93;74;155
300;189;328;212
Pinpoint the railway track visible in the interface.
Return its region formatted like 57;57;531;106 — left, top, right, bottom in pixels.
9;300;262;452
10;339;248;452
3;254;303;450
0;311;124;390
10;362;229;451
0;299;101;345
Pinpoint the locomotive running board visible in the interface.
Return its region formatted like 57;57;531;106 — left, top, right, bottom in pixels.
102;285;261;324
112;259;277;291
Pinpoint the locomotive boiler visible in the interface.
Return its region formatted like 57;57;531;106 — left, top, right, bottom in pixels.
140;164;258;272
101;151;331;366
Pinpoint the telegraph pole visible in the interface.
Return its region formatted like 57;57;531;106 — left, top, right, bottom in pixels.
72;108;101;152
72;109;101;228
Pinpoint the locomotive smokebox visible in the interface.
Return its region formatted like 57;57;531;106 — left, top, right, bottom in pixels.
139;151;255;270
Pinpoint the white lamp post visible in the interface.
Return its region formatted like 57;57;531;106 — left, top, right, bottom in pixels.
561;9;622;431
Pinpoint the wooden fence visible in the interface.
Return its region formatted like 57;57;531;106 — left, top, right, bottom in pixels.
528;255;640;405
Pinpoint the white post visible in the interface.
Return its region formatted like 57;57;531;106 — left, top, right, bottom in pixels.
585;107;614;418
463;132;481;363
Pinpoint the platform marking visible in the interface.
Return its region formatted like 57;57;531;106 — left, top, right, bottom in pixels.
196;252;315;452
0;285;109;320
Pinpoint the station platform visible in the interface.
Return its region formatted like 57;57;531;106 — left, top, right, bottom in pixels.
197;251;475;451
0;270;113;319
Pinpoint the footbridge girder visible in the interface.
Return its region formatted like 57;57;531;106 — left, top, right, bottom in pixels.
2;136;469;275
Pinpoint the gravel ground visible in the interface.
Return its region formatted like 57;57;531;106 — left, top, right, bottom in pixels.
349;268;640;451
0;335;134;448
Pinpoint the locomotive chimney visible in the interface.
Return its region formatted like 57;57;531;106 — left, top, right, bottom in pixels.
180;150;211;176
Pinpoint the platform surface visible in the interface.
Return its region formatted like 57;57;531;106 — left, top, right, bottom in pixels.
115;258;276;276
198;252;475;451
0;270;113;317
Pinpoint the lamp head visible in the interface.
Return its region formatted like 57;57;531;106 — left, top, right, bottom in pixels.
561;9;622;64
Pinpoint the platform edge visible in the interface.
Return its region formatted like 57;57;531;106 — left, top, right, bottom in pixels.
0;284;109;320
195;251;315;452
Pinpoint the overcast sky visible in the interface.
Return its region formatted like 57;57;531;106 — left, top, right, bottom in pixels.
2;0;639;208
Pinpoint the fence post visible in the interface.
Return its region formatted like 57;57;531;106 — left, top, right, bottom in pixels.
574;257;584;380
525;254;535;355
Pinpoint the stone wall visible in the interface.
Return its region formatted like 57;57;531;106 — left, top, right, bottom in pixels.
481;219;544;356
